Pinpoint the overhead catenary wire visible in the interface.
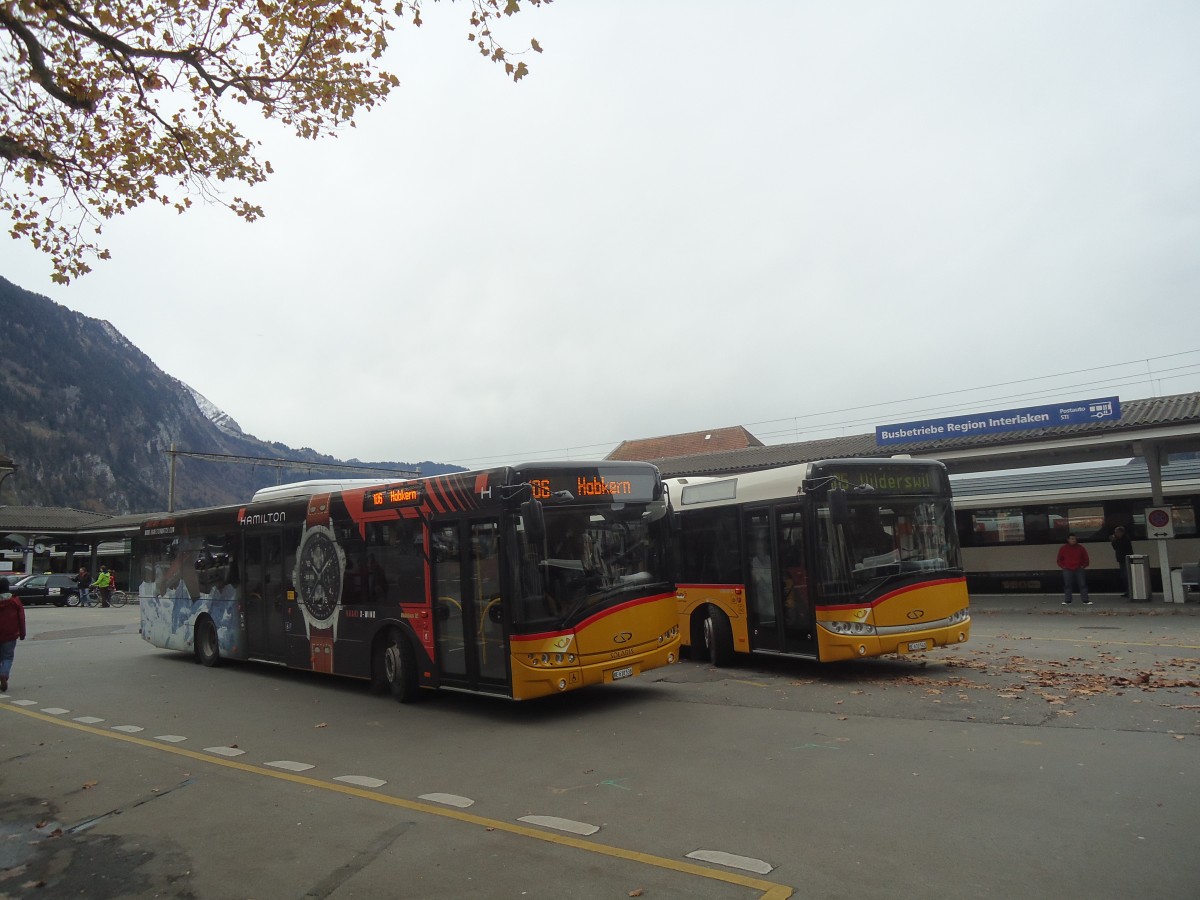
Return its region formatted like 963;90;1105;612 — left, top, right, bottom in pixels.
446;350;1200;469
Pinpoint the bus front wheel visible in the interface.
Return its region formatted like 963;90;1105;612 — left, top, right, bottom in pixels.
382;629;420;703
703;605;735;667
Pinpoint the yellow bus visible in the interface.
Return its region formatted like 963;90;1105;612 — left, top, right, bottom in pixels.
667;458;970;664
135;461;679;701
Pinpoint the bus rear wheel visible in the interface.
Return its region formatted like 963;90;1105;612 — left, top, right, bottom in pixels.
381;629;420;703
196;617;221;667
703;605;735;667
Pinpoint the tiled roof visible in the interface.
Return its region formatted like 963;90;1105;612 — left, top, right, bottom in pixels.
644;391;1200;477
607;426;763;462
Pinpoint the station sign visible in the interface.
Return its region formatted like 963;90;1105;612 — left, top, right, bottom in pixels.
876;397;1121;446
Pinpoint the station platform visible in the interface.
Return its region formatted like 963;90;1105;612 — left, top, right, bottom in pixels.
970;592;1200;614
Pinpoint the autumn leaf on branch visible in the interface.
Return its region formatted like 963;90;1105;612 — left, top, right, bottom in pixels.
0;0;549;283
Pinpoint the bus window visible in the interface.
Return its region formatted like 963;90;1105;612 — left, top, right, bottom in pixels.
677;507;740;584
778;512;809;626
472;521;506;681
365;519;423;605
433;522;466;678
507;508;551;625
746;514;775;629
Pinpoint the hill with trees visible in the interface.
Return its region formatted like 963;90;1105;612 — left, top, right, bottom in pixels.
0;276;460;513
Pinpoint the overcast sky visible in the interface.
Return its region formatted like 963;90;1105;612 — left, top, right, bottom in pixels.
5;1;1200;469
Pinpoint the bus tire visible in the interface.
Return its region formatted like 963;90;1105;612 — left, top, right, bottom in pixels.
382;629;420;703
704;605;735;667
196;617;221;667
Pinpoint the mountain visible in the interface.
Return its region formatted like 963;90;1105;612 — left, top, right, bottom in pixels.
0;276;463;514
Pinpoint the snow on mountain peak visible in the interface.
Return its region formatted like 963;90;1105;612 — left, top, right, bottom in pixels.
187;386;244;436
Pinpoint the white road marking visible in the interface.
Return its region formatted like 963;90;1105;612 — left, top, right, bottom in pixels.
154;735;188;743
73;716;104;724
334;776;387;788
11;700;37;706
518;815;600;836
267;760;315;772
111;725;145;733
419;793;474;808
204;746;246;757
41;708;69;715
686;850;774;875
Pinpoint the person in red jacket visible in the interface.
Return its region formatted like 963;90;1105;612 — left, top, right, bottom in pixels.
1056;534;1091;606
0;577;28;692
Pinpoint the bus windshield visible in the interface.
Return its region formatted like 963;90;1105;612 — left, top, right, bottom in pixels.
816;495;961;601
508;500;669;632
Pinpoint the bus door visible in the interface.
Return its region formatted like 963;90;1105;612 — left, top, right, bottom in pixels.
742;507;816;657
777;509;816;656
244;530;290;662
431;517;509;694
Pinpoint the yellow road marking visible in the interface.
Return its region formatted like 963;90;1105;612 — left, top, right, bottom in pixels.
3;703;792;899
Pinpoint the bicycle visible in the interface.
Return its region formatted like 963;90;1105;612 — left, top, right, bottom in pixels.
72;588;128;608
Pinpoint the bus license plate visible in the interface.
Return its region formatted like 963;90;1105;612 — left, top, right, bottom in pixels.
907;640;929;652
611;665;634;681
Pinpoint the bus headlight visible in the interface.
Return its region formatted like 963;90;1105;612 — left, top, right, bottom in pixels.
822;620;877;636
658;625;679;645
947;608;970;625
527;651;578;668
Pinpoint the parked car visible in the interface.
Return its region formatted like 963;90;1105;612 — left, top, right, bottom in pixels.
8;572;82;607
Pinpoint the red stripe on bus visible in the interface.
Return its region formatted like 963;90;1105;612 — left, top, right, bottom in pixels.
510;592;674;643
817;576;968;611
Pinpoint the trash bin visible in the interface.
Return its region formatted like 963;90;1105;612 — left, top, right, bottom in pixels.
1128;554;1150;601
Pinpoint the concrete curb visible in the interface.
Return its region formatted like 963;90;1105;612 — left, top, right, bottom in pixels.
970;592;1200;615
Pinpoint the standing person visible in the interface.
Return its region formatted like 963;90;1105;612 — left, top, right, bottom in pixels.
75;566;91;607
90;566;112;608
1110;525;1134;598
1057;534;1091;606
0;577;27;692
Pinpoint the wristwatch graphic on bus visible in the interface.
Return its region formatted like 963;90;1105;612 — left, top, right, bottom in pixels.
294;494;344;674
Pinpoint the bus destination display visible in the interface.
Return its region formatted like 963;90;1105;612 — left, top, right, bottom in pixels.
816;464;942;494
521;467;658;503
362;483;424;512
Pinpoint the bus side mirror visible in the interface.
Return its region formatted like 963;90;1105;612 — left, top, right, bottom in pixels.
829;488;850;525
521;499;546;545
